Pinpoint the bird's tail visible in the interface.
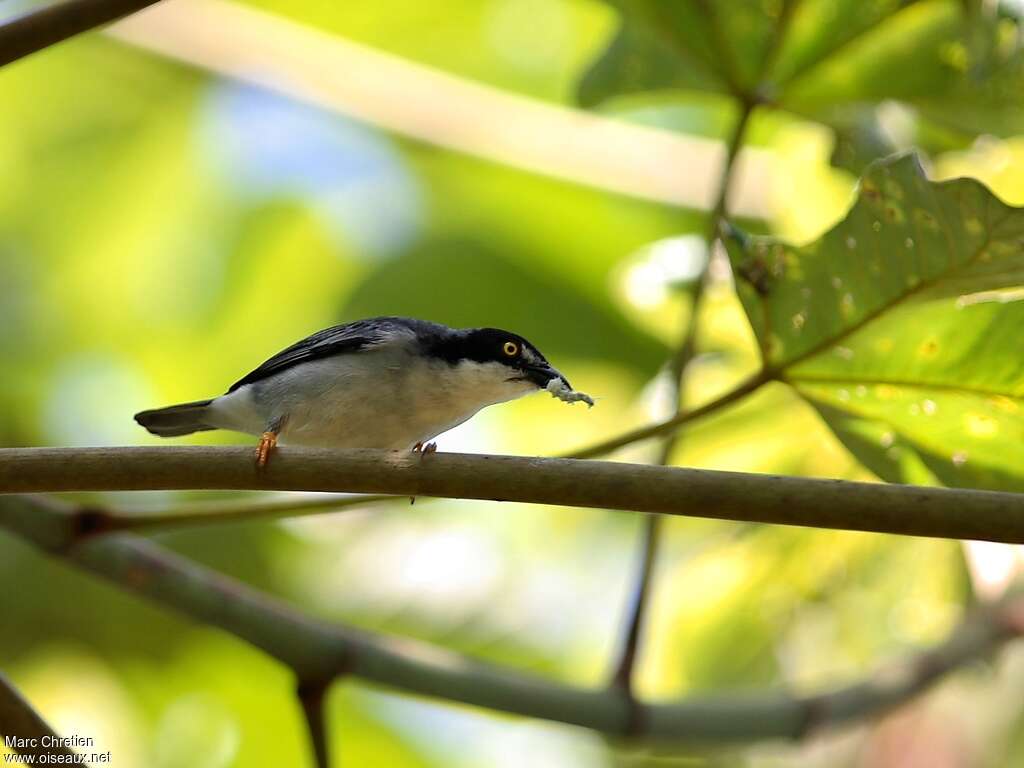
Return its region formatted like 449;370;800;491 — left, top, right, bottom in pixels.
134;399;217;437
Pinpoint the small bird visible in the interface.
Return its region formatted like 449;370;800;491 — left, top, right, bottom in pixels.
134;316;574;466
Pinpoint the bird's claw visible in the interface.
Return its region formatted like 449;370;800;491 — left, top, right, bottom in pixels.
410;442;435;504
255;431;278;469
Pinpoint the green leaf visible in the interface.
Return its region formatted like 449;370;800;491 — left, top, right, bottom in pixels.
578;12;723;107
724;153;1024;491
579;1;1024;168
915;14;1024;139
778;1;963;111
579;0;791;105
580;1;958;104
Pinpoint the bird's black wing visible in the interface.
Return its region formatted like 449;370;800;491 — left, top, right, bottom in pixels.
227;317;416;392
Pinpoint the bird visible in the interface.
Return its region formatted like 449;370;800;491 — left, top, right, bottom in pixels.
134;316;573;467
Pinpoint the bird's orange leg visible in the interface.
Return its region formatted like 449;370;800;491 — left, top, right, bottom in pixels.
255;430;279;469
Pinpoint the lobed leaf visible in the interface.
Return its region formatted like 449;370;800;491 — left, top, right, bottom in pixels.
579;0;791;105
724;153;1024;490
579;1;1024;170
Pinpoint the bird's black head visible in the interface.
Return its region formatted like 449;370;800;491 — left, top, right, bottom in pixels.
424;326;570;389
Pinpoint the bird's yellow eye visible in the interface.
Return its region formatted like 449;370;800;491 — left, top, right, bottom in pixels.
503;341;518;357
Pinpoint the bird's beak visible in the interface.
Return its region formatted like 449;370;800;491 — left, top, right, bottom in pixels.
523;363;570;390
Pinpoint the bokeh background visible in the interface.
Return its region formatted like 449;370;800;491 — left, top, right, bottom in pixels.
3;0;1024;766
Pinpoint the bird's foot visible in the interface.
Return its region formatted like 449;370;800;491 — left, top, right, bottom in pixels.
255;431;278;469
410;442;436;504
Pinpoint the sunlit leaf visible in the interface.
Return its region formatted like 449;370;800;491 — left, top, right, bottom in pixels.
725;153;1024;490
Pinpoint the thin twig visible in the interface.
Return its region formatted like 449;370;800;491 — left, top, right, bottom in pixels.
1;494;1022;742
608;102;756;702
107;493;397;532
609;511;662;701
0;672;80;761
0;0;162;68
663;103;755;404
297;679;331;768
565;369;771;459
7;447;1024;542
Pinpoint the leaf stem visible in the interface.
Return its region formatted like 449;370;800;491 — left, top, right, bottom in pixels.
564;369;771;459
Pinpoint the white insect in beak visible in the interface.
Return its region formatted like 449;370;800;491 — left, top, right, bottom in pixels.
546;377;595;407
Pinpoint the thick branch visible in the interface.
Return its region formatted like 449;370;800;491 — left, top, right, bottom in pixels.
0;672;79;760
0;494;1021;742
0;0;162;68
5;446;1024;543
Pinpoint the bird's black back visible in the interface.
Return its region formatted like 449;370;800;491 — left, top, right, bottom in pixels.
227;317;447;392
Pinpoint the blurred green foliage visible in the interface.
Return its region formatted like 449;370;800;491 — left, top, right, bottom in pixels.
3;0;1024;767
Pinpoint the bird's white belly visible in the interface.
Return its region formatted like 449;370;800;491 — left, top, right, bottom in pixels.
281;366;470;450
207;349;535;449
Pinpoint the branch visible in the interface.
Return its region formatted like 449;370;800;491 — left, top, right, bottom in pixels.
297;679;331;768
609;101;757;699
0;672;79;761
5;447;1024;543
107;493;396;533
1;494;1022;742
663;103;756;403
565;370;770;459
609;513;661;700
0;0;162;68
